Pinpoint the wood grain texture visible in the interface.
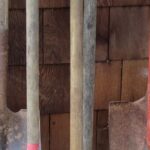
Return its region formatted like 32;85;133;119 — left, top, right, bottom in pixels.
9;10;43;65
110;7;150;60
121;59;148;102
7;65;70;113
50;114;70;150
7;66;26;111
96;8;109;61
50;113;97;150
41;115;50;150
9;0;69;9
43;9;70;64
97;110;109;150
44;8;109;64
40;65;70;114
95;61;121;109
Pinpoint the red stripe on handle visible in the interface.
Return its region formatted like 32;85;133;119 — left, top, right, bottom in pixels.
27;144;39;150
147;43;150;147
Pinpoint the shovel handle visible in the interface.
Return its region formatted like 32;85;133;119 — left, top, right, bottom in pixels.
0;0;8;110
26;0;40;147
147;46;150;147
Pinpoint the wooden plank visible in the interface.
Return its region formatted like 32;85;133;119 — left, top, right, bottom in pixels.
50;114;70;150
110;7;150;60
50;113;97;150
110;0;150;6
43;9;70;64
96;8;108;61
40;65;70;114
9;0;69;9
121;59;148;102
95;61;121;109
97;110;109;150
9;10;43;65
41;115;50;150
7;66;26;111
44;8;108;64
7;65;70;113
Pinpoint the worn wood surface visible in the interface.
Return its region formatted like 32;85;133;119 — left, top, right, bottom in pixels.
110;7;150;60
9;0;69;9
97;110;109;150
96;8;108;61
95;61;122;109
7;65;70;113
9;10;43;65
121;60;148;102
50;114;70;150
41;115;50;150
43;9;70;64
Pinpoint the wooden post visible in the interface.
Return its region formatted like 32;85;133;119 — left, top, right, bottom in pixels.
70;0;83;149
83;0;97;150
26;0;40;149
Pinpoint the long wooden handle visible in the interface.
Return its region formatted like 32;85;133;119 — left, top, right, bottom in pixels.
70;0;83;150
147;41;150;148
0;0;8;110
83;0;97;150
26;0;40;149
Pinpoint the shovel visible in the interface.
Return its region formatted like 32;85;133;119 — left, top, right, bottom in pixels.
0;0;27;149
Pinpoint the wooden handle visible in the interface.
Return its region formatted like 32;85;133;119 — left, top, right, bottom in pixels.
147;41;150;147
83;0;97;150
70;0;83;150
26;0;40;147
0;0;8;110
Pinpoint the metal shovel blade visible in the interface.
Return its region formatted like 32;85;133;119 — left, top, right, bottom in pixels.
109;97;148;150
0;109;27;150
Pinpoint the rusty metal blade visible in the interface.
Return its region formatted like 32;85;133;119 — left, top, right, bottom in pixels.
109;97;148;150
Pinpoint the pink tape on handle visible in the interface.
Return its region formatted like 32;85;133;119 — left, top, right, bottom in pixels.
27;144;39;150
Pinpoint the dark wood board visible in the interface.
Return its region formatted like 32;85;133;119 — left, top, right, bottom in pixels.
121;59;148;102
43;9;70;64
9;10;43;65
95;61;122;109
110;7;150;60
7;65;70;114
9;0;69;9
50;114;70;150
41;115;50;150
43;8;108;64
96;8;109;61
97;110;109;150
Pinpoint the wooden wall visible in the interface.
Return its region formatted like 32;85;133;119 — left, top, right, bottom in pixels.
8;0;149;149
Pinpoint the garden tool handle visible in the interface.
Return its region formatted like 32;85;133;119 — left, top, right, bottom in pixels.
70;0;83;150
147;44;150;148
0;0;8;110
26;0;40;149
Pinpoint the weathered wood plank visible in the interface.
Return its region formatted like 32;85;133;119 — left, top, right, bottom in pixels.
50;114;70;150
41;115;50;150
9;0;69;9
40;65;70;114
96;8;108;61
43;9;70;64
110;7;150;60
95;61;121;109
97;110;109;150
50;113;97;150
44;8;108;64
9;10;43;65
7;66;26;111
7;65;70;113
121;60;148;102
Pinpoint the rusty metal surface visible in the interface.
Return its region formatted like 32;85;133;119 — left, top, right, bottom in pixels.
0;109;27;150
109;97;148;150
